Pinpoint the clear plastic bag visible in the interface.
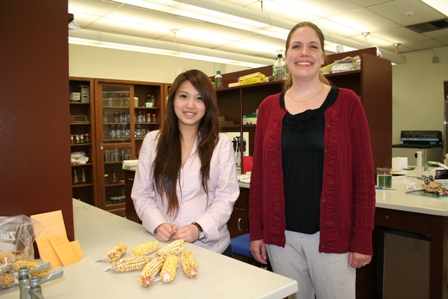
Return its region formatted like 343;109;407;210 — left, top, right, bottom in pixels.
0;215;43;261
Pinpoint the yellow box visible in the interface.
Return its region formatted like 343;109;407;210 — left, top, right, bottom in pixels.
238;72;265;82
240;77;264;86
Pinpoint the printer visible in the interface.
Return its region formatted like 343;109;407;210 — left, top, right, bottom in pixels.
392;130;444;165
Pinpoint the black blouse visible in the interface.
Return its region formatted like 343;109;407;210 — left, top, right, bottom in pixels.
280;87;338;234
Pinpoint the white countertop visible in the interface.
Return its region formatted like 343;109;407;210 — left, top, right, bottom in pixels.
239;169;448;217
4;200;297;299
375;170;448;216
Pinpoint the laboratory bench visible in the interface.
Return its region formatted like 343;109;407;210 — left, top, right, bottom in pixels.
3;199;297;299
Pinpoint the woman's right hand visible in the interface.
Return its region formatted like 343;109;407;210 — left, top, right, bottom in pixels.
155;223;178;242
250;239;268;265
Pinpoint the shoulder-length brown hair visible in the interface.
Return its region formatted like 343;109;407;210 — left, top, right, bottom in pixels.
283;21;330;91
153;69;220;217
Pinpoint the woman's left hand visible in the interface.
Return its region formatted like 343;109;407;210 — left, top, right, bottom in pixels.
348;252;372;268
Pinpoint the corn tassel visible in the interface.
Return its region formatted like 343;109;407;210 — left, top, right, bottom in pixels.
14;260;49;277
106;242;128;262
156;240;186;258
139;256;165;287
110;255;149;272
180;250;198;278
131;241;159;256
160;254;178;283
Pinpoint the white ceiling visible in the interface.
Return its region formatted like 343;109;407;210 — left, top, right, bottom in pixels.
68;0;448;66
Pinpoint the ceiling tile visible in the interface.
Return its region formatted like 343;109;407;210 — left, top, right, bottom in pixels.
367;0;446;26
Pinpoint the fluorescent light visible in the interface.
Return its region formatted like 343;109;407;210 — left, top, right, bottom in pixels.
68;35;268;68
421;0;448;16
111;0;289;39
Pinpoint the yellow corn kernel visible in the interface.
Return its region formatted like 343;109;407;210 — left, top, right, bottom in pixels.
139;256;165;287
106;242;127;262
180;250;198;278
160;253;178;283
14;260;49;277
111;255;149;272
156;240;185;258
0;252;14;264
0;273;15;289
131;241;159;256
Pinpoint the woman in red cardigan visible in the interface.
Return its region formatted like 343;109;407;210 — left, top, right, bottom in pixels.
249;22;376;299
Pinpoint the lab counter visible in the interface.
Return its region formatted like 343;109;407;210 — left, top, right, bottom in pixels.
4;200;297;299
240;171;448;298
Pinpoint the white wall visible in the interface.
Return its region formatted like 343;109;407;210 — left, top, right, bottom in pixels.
392;46;448;144
70;44;448;145
69;44;249;83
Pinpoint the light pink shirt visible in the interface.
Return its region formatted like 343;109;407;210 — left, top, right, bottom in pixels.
131;130;239;253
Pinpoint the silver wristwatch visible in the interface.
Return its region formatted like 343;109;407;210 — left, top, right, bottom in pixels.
192;222;205;240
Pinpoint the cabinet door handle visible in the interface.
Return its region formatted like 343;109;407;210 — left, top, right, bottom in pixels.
237;218;242;231
127;177;134;181
100;143;104;150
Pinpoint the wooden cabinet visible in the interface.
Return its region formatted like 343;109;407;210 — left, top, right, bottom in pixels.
324;47;392;170
124;170;140;223
93;79;164;216
69;78;166;216
69;77;98;207
228;188;249;238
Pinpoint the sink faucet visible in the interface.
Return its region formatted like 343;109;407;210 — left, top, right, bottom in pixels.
18;262;63;299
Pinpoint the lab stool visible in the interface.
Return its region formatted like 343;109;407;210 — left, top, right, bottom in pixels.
231;233;271;270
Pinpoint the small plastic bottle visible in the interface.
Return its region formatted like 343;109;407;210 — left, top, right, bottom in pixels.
215;70;223;88
273;54;286;81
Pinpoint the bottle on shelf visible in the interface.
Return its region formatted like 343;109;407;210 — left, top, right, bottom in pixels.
273;54;286;81
214;70;223;88
145;94;155;107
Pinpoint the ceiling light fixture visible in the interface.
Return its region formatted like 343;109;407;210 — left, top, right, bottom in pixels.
111;0;288;40
68;32;270;68
421;0;448;16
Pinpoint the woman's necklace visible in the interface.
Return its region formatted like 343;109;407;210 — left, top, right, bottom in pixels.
288;83;324;103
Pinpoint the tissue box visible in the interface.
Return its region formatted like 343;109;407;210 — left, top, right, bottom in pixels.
392;157;408;171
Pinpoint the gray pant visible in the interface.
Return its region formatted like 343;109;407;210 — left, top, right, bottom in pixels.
267;230;355;299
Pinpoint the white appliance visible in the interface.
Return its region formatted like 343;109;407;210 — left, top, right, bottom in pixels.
392;130;444;165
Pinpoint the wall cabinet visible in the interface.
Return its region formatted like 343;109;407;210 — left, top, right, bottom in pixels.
69;78;98;207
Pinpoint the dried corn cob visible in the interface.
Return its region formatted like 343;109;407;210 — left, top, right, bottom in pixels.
160;253;178;283
14;260;49;277
110;255;149;272
0;273;15;289
139;256;165;287
106;242;128;262
156;240;185;258
180;250;198;278
131;241;159;256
